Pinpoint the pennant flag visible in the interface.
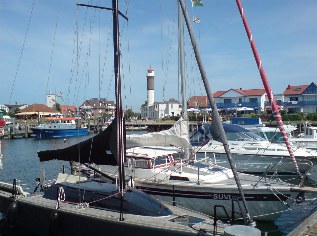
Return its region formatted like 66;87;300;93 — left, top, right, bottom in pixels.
192;0;203;7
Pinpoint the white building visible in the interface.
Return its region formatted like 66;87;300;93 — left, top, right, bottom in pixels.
46;94;57;108
213;88;267;113
0;104;9;113
141;99;182;120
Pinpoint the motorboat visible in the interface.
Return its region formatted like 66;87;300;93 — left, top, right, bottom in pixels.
191;123;317;176
30;117;89;138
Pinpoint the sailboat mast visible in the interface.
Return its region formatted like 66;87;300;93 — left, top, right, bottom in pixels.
178;0;253;224
235;0;301;177
178;4;187;120
178;3;191;159
112;0;126;194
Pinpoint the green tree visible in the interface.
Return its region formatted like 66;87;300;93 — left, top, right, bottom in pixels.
53;103;62;112
125;109;135;120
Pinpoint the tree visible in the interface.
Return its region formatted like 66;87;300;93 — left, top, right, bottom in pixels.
53;103;62;112
125;109;135;120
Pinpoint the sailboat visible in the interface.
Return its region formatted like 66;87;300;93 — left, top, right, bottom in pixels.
0;1;226;235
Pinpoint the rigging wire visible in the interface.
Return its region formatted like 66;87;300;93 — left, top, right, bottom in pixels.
9;0;36;104
45;5;61;100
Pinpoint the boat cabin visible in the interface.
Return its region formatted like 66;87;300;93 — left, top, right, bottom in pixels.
300;126;317;139
125;146;183;170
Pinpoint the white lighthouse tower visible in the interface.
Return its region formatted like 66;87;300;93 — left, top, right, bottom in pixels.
146;66;155;116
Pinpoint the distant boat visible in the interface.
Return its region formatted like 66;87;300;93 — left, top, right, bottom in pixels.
30;117;89;138
292;124;317;150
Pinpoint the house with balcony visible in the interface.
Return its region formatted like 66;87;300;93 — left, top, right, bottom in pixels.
79;98;115;119
213;88;266;113
187;88;266;115
282;82;317;114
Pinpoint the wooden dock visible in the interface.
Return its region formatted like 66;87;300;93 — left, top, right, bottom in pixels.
0;121;202;139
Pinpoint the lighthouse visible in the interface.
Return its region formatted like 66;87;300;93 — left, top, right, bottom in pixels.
147;66;155;110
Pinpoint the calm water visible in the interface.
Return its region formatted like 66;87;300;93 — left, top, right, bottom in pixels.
1;135;317;235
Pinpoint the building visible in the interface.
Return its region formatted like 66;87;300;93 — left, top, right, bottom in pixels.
60;105;77;117
46;93;64;108
187;96;210;110
0;104;9;113
188;88;266;113
0;104;28;115
142;99;182;120
15;104;61;119
214;88;266;112
79;98;115;119
282;82;317;114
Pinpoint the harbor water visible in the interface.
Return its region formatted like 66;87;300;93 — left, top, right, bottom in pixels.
0;135;317;235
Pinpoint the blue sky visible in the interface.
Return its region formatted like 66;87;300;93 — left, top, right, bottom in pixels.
1;0;317;111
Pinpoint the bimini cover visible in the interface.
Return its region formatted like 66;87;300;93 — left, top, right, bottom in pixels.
38;118;124;165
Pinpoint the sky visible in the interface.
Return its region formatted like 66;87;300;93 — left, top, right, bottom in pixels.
1;0;317;112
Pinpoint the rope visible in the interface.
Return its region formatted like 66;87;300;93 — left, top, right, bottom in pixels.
235;0;301;177
9;0;36;104
55;186;65;209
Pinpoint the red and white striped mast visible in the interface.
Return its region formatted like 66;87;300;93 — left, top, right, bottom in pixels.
235;0;301;177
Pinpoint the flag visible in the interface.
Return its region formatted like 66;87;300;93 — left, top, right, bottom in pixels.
193;16;200;23
192;0;203;7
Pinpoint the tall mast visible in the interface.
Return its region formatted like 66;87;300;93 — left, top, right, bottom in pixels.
112;0;125;194
178;2;190;159
178;0;254;225
235;0;301;177
77;0;128;221
178;3;187;120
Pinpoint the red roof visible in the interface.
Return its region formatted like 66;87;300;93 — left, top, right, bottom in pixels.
187;96;208;108
216;88;266;97
283;84;309;95
60;105;76;112
18;104;58;113
213;91;226;98
243;89;266;96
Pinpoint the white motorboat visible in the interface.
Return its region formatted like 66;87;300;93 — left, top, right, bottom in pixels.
191;123;317;176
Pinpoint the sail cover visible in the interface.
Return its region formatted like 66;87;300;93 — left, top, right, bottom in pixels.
126;117;191;150
38;119;124;165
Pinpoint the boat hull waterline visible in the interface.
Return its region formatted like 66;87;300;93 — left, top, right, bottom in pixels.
133;180;302;222
30;128;89;138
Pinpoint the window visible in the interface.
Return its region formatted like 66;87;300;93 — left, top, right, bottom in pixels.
154;156;169;166
249;98;258;103
290;97;298;101
224;99;232;104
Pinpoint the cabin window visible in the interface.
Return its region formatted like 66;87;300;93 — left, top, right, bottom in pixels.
154;156;169;166
133;160;149;169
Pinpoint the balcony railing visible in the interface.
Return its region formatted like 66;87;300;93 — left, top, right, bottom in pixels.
215;102;261;109
283;101;317;107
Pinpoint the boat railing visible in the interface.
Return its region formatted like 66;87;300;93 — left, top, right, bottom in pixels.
213;198;245;233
